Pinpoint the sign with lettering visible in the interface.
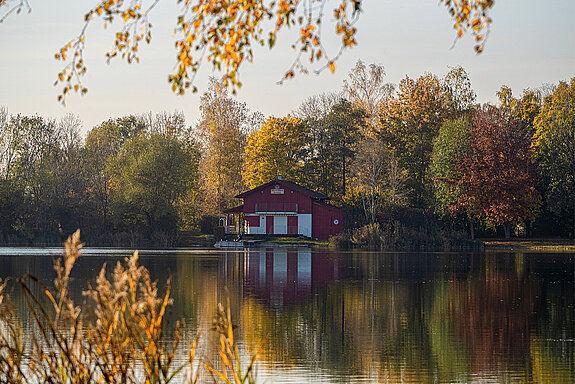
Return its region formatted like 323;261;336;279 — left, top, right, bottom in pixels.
271;188;284;194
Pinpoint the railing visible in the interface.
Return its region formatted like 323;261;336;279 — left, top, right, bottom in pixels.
226;225;238;234
255;202;298;213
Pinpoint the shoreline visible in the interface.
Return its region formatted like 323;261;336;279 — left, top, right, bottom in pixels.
482;239;575;252
1;237;574;253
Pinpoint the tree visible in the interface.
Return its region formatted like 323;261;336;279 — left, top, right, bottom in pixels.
343;60;395;132
107;132;198;236
350;137;407;223
533;78;575;236
195;78;258;216
41;114;87;233
442;66;476;116
293;93;342;189
0;0;495;102
303;99;366;201
243;117;308;189
0;112;87;240
293;93;341;121
497;86;541;134
83;116;146;230
0;106;22;180
430;117;473;236
430;117;472;213
379;72;450;208
139;111;189;141
453;105;541;238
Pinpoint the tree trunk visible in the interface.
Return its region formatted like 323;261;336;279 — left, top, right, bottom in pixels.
468;214;475;240
370;185;376;223
342;155;346;197
503;222;511;239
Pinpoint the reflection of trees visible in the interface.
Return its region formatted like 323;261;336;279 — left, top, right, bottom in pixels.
531;338;575;383
0;249;573;382
429;252;574;382
447;255;538;371
238;250;435;381
237;250;575;382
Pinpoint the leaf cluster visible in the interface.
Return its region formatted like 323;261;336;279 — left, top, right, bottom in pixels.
0;0;495;102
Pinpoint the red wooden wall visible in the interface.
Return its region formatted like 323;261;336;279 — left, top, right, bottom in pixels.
312;202;343;240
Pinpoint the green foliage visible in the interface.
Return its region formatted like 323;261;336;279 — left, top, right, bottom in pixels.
302;99;366;202
0;110;202;246
107;132;199;235
85;116;146;156
534;78;575;235
0;178;25;237
83;116;148;233
3;73;575;244
430;117;472;215
0;112;87;242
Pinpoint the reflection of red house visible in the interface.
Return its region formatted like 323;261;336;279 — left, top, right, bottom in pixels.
243;248;341;308
225;178;342;239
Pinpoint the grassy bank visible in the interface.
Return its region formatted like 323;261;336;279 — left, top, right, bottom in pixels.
258;237;329;247
482;239;575;252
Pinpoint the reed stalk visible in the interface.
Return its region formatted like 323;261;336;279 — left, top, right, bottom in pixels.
0;229;257;383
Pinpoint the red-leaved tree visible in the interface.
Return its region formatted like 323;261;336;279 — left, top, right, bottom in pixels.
452;105;541;238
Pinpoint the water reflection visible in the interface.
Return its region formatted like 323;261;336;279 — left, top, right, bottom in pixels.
0;248;573;383
243;248;338;309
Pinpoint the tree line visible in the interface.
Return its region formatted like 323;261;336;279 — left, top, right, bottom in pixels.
0;63;573;246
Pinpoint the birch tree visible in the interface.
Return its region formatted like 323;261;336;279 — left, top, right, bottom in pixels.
195;78;258;216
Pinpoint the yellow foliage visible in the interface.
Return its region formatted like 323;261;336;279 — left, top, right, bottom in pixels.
243;116;308;188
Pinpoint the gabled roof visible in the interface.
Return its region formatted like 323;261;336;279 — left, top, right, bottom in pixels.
223;204;244;214
236;179;329;200
312;200;340;210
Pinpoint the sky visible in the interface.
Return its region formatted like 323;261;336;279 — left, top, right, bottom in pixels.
0;0;574;135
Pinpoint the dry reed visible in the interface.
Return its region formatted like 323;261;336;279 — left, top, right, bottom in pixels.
0;229;257;383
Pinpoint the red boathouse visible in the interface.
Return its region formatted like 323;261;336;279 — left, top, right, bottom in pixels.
224;178;343;240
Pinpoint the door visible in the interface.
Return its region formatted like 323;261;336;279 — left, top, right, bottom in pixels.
287;216;298;234
266;216;274;234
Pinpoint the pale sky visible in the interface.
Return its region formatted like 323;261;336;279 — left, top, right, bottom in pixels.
1;0;574;134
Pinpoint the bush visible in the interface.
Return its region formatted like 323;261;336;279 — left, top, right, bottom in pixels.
351;223;385;250
199;215;219;234
213;226;226;241
328;231;354;249
328;221;478;251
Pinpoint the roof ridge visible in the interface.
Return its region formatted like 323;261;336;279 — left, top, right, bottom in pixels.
236;179;329;199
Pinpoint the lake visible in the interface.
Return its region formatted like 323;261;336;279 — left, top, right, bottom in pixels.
0;246;573;383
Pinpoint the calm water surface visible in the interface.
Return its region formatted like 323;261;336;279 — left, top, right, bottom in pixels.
0;247;573;383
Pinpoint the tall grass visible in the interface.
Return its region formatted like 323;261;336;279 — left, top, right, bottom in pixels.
330;222;478;251
0;230;257;383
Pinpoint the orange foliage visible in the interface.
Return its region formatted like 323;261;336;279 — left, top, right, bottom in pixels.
46;0;494;103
